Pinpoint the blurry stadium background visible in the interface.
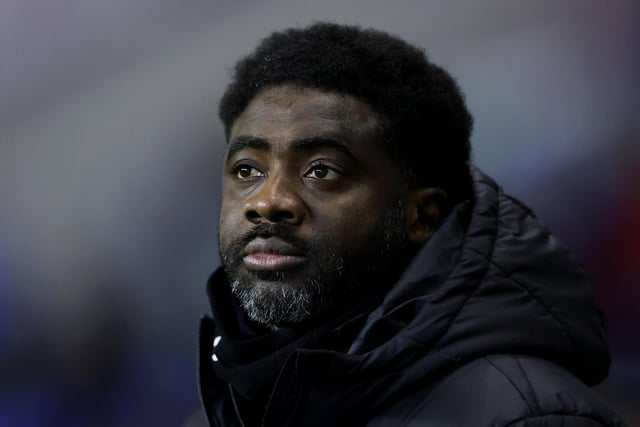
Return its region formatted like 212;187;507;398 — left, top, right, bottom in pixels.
1;1;638;425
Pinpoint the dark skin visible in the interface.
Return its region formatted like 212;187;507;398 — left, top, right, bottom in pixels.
218;85;445;326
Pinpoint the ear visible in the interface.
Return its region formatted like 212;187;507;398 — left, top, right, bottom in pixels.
405;187;447;245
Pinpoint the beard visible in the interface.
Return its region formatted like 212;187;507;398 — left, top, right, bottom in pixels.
218;197;412;328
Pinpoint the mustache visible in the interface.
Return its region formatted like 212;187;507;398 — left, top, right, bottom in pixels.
232;223;311;254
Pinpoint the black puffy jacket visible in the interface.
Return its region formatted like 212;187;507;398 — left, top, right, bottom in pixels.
191;167;626;427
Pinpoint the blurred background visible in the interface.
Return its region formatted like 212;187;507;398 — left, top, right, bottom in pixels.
1;0;638;425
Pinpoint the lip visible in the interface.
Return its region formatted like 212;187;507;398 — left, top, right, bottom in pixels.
243;237;306;271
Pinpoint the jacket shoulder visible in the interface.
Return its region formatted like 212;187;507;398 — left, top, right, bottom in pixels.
183;407;208;427
369;354;626;427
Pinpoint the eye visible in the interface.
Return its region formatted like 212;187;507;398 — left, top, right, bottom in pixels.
305;164;339;180
233;164;263;180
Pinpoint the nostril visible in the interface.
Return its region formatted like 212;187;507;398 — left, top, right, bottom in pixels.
245;206;298;224
246;210;261;221
243;181;305;224
278;211;295;220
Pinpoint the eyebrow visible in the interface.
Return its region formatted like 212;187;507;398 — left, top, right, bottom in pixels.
226;136;270;158
227;135;356;160
292;136;356;160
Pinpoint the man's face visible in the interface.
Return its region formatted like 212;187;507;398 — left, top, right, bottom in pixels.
218;86;413;327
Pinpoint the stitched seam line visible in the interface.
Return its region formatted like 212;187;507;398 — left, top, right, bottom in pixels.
504;414;607;427
514;355;542;414
422;178;500;352
468;245;578;365
429;231;499;351
484;356;537;415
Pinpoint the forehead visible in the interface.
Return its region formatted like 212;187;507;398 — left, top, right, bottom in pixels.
229;86;380;143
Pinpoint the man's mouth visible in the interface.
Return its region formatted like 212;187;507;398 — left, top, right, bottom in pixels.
242;237;306;271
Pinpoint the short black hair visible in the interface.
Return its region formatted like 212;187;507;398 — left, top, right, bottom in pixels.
219;22;473;203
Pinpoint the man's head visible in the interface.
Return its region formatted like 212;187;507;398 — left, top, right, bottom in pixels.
217;23;473;328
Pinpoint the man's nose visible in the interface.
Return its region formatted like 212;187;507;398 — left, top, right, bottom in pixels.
244;174;306;225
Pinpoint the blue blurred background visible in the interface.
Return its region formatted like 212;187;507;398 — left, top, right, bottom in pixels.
1;1;638;425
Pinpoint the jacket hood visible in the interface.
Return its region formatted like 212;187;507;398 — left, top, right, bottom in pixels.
202;166;610;425
347;166;610;385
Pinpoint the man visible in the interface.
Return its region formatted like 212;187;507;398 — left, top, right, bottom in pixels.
192;23;626;426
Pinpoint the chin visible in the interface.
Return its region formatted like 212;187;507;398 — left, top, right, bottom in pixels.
230;275;321;326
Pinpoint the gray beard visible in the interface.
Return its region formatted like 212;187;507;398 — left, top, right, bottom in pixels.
231;276;320;326
225;197;409;327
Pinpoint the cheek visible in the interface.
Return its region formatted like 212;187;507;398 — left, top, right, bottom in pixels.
314;191;390;240
218;198;245;243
